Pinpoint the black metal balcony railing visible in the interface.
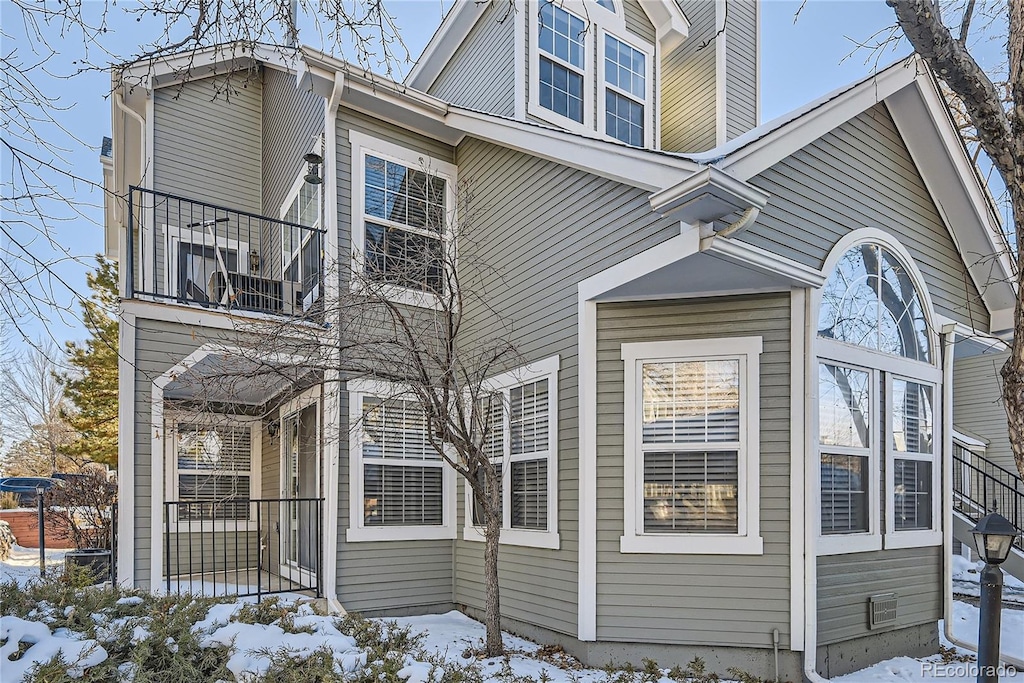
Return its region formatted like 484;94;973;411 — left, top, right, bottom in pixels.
163;497;323;599
128;186;325;318
953;444;1023;553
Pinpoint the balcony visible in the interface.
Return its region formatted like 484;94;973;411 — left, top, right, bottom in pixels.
127;186;325;318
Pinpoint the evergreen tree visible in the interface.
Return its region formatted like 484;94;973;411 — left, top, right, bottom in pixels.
62;257;119;467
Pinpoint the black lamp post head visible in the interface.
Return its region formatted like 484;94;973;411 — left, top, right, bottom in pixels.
303;152;323;185
971;511;1019;565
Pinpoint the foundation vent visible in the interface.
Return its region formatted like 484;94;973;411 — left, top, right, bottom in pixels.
868;592;898;629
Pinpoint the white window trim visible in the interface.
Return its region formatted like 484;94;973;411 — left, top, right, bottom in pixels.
166;415;261;533
883;374;942;549
815;356;883;556
597;27;654;148
279;170;322;270
349;130;458;310
345;378;457;542
165;228;249;300
462;355;561;550
527;0;595;135
619;337;764;555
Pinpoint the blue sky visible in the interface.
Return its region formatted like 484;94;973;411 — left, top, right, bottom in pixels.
0;0;961;352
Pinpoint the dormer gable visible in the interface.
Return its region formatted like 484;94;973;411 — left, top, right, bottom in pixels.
407;0;758;154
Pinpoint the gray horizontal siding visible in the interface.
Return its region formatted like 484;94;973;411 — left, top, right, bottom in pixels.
817;546;942;645
131;316;248;588
953;352;1016;474
261;66;324;279
153;74;263;214
725;0;757;140
333;107;457;613
623;0;656;44
661;0;718;152
594;294;792;648
745;103;989;332
450;136;684;637
151;73;264;297
429;0;516;117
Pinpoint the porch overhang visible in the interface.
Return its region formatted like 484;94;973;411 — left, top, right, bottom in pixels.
163;351;316;406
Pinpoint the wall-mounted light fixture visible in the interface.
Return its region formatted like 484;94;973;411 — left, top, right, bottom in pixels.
304;152;323;185
266;420;280;438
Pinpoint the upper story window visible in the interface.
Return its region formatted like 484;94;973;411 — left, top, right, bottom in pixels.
527;0;655;146
603;34;647;146
538;1;586;124
280;173;323;312
816;236;941;555
350;131;457;308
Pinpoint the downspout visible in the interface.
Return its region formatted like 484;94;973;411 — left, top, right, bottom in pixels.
940;326;1024;669
802;290;829;683
321;70;346;617
114;89;147;294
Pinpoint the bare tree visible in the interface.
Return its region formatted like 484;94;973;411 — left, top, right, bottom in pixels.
884;0;1024;481
0;341;79;475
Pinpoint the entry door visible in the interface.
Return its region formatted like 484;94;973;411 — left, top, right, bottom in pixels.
281;402;319;579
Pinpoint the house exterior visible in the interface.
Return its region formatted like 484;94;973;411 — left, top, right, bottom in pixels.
105;1;1018;679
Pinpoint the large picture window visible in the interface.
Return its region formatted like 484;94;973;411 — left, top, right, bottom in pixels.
349;131;456;307
620;338;763;555
346;380;455;542
816;236;941;554
464;356;560;549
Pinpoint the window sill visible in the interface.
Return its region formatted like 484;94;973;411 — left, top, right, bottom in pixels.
884;529;942;550
817;532;882;556
526;101;595;138
462;525;561;550
350;280;442;310
346;525;455;543
619;533;764;555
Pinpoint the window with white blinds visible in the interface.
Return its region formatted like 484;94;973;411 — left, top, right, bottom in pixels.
621;338;763;555
464;356;560;549
174;421;255;521
360;396;444;528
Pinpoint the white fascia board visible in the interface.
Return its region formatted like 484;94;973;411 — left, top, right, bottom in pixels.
406;1;488;91
650;166;769;221
886;75;1016;321
704;236;826;288
445;109;697;191
126;43;299;88
718;57;920;180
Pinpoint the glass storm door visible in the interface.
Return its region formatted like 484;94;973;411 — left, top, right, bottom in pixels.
281;402;319;577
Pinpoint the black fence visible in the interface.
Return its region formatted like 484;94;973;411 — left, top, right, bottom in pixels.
163;497;323;599
128;186;325;318
953;445;1023;553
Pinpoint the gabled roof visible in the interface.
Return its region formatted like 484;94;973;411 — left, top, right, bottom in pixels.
406;0;689;92
662;55;1017;335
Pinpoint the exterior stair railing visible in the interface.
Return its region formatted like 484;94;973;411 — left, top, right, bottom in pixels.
953;442;1023;554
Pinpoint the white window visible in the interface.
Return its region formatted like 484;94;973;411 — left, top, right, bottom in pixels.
349;131;457;308
346;379;456;542
464;356;560;549
169;419;259;530
601;33;649;147
620;338;763;555
279;171;322;312
525;1;655;145
816;238;941;555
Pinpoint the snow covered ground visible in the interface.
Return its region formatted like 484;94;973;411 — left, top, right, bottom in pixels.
951;553;1024;604
2;547;1023;682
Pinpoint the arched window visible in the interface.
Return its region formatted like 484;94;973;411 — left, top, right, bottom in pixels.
818;243;930;362
816;238;941;554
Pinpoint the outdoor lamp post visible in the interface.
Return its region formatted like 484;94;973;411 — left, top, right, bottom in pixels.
971;512;1019;683
36;483;46;577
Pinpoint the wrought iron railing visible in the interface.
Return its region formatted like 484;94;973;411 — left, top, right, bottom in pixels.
163;497;323;599
127;186;325;318
953;443;1023;553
